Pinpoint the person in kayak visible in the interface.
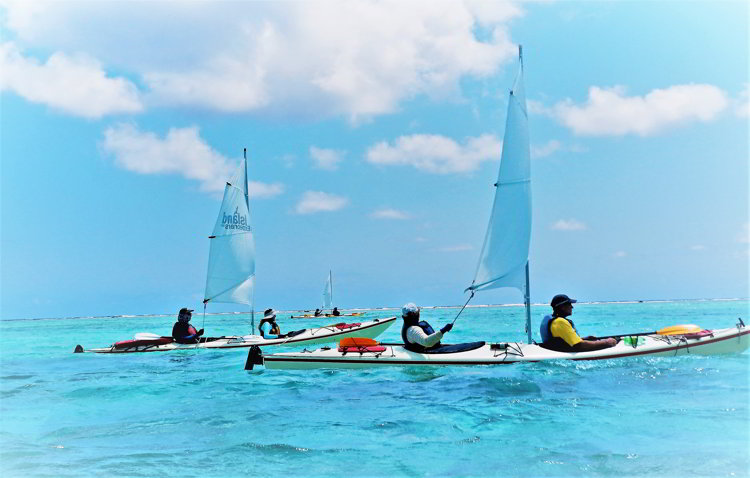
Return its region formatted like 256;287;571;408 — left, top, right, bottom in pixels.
314;308;322;317
259;309;282;339
331;307;341;316
400;302;453;352
171;308;204;344
539;294;616;352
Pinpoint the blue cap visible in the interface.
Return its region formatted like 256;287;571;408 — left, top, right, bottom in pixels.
551;294;577;308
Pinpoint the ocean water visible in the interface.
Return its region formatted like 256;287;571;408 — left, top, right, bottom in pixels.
1;300;748;478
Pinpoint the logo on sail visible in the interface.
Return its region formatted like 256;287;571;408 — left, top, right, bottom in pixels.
222;206;252;231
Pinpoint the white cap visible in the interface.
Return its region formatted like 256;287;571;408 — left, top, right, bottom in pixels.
401;302;419;317
263;309;277;320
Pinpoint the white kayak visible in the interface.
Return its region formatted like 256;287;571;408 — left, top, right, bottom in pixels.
75;317;397;354
246;321;749;370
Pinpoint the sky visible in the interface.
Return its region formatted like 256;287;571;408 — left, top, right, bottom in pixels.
1;0;748;320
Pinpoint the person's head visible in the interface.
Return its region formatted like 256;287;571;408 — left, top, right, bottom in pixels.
178;307;194;322
401;302;420;324
315;308;320;312
333;307;338;311
550;294;576;317
263;308;277;321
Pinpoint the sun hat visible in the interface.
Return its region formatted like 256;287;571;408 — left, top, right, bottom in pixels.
263;309;277;320
401;303;419;317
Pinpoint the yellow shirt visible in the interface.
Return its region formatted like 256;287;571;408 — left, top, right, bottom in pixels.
549;318;582;347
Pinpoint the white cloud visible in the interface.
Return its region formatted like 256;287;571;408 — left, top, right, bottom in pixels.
540;84;728;136
737;84;749;118
1;1;521;120
434;244;473;252
613;251;627;258
249;181;285;199
101;123;283;197
551;219;587;231
371;208;411;220
295;191;348;214
0;41;142;118
309;146;344;171
739;223;750;244
689;245;706;251
531;140;562;159
366;134;501;174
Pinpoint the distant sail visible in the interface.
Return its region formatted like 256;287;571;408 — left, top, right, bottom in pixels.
467;50;531;293
204;155;256;305
323;271;333;309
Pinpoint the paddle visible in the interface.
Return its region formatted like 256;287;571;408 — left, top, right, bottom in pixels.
134;332;164;340
598;324;702;340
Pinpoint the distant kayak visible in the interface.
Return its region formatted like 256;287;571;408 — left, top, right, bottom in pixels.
75;317;396;354
246;321;749;370
290;312;366;319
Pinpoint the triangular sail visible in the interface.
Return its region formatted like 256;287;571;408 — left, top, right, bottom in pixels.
204;153;256;306
467;47;531;295
323;271;333;309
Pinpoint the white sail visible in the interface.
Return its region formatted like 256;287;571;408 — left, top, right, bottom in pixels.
468;47;531;294
204;154;256;305
323;271;333;309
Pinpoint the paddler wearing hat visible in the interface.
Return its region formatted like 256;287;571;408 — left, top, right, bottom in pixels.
258;308;282;339
171;308;204;344
539;294;617;352
400;302;453;353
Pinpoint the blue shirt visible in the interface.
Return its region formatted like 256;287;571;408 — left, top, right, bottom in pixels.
260;321;279;339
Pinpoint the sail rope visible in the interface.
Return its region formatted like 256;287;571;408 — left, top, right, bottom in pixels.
451;291;476;325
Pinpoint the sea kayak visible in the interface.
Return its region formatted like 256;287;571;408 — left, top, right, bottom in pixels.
246;321;749;370
290;312;366;319
75;317;396;354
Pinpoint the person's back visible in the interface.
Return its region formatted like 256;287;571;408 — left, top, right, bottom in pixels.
172;308;203;344
331;307;340;316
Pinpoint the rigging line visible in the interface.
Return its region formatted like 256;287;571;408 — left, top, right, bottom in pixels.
202;302;207;331
451;291;476;325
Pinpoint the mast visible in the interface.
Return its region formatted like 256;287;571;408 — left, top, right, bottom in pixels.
245;148;254;332
461;44;532;341
330;270;333;309
524;261;532;343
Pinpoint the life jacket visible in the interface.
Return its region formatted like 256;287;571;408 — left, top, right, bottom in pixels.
258;319;280;337
401;320;441;353
172;321;199;344
540;315;579;352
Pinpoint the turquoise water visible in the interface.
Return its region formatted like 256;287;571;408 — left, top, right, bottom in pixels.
1;300;748;477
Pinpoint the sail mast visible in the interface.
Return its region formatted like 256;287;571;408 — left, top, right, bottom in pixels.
203;147;256;331
245;148;254;332
463;45;533;342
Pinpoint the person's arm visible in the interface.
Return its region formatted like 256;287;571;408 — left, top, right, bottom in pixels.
406;326;443;348
572;338;617;352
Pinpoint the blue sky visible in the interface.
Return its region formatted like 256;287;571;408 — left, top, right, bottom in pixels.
1;1;748;320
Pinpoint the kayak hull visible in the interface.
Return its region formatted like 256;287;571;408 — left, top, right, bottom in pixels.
81;317;397;353
256;324;749;370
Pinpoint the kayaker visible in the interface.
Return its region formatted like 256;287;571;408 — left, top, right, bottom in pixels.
171;308;204;344
259;309;282;338
331;307;341;316
400;302;453;352
314;308;322;317
539;294;617;352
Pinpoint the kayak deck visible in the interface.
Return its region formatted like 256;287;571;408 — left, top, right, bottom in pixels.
250;323;749;370
78;316;397;353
